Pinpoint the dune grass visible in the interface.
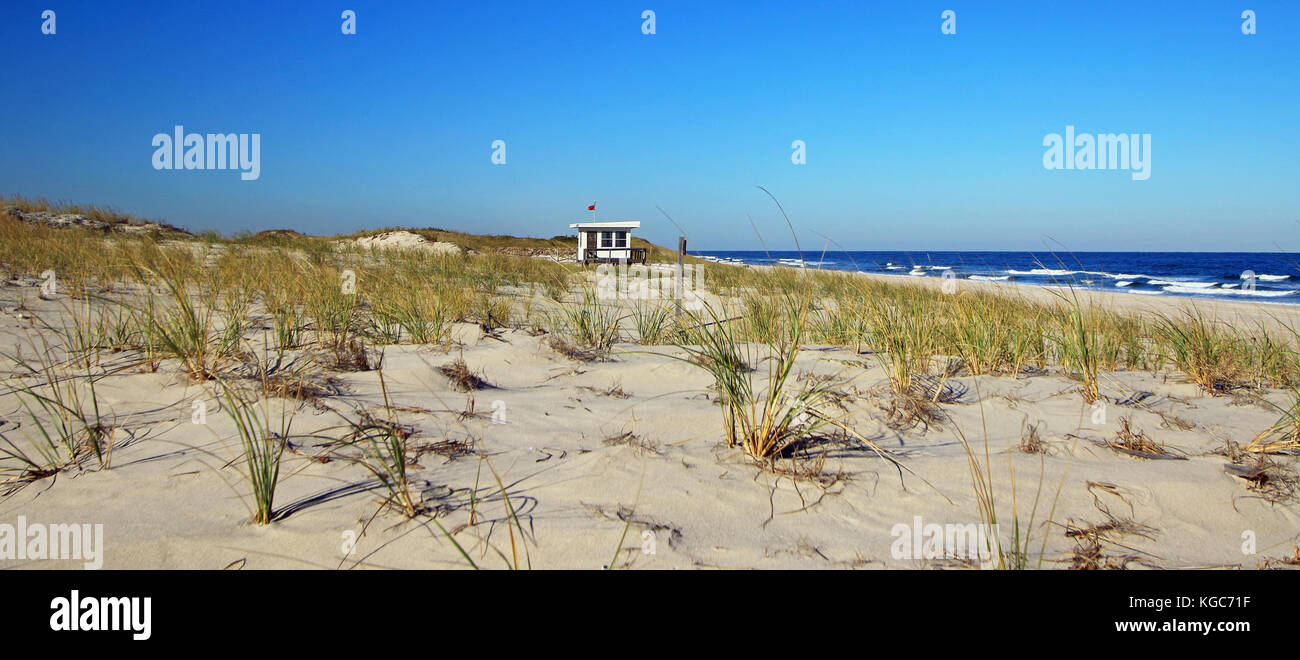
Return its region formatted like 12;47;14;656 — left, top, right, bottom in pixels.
673;294;834;460
1154;309;1246;394
371;279;453;345
865;297;938;397
956;420;1069;570
630;301;675;345
3;193;184;232
1249;389;1300;454
1050;296;1103;403
217;378;293;525
333;372;420;517
12;197;1294;396
0;356;114;481
551;285;623;353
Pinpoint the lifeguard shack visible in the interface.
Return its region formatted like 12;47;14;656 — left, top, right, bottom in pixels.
569;220;646;264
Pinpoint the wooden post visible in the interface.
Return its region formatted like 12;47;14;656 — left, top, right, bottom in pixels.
675;236;686;315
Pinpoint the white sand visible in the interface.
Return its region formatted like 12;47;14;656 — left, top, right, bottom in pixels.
1;272;1298;570
341;231;463;255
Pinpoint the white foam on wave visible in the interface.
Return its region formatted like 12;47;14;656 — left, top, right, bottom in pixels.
1006;268;1077;276
1115;281;1133;287
1007;268;1169;282
1164;285;1298;298
1147;279;1216;288
776;258;818;268
1256;274;1291;281
969;275;1010;281
700;256;747;265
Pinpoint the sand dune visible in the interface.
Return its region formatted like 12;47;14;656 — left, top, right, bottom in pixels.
2;263;1297;570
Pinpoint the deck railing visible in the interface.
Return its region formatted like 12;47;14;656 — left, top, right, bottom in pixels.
583;247;647;264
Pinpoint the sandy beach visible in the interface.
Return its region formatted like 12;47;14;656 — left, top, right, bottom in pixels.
2;231;1297;570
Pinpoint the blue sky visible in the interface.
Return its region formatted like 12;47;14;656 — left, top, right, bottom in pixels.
2;1;1296;251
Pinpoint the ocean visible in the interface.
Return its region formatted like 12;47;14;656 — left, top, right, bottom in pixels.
693;251;1300;305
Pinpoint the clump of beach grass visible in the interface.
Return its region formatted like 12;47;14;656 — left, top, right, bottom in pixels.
0;344;115;484
303;266;360;352
1248;387;1300;454
439;356;490;392
1104;417;1175;458
672;293;833;461
129;253;237;381
473;293;512;333
333;372;420;517
630;301;674;345
671;276;897;471
742;289;792;344
1048;296;1103;404
1153;309;1244;394
945;295;1011;376
217;378;294;524
808;299;866;349
865;298;937;398
371;276;453;345
332;337;381;372
263;283;306;353
1062;512;1157;570
551;285;622;354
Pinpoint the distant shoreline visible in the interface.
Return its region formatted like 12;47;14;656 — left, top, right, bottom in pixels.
733;260;1300;333
696;249;1300;310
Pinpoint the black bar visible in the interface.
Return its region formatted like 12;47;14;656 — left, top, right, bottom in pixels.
1;569;1290;646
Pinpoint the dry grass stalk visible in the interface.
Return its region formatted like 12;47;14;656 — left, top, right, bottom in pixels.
439;357;490;392
1103;417;1178;459
1019;421;1048;454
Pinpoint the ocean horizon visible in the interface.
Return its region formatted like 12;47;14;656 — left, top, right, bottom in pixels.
694;250;1300;305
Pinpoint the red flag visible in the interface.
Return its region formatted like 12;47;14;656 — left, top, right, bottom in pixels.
587;203;596;211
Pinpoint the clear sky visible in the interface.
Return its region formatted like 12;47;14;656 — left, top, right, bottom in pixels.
2;1;1297;251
